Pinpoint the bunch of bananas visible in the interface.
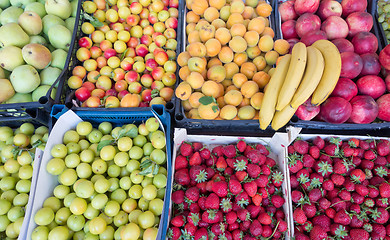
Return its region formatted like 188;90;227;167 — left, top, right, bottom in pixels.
259;40;342;130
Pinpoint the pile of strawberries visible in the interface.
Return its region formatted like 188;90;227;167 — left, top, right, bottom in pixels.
168;140;288;240
290;136;390;240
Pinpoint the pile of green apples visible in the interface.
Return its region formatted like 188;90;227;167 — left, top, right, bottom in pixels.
0;0;78;104
0;123;48;239
31;117;168;240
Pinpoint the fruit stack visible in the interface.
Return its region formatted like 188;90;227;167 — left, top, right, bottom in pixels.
25;110;171;240
175;0;291;121
289;135;390;239
378;0;390;43
279;0;389;125
67;0;179;108
0;123;49;239
167;131;291;239
0;0;78;104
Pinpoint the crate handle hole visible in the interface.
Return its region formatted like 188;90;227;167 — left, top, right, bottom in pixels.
65;102;73;109
291;115;299;123
39;96;48;105
166;101;174;111
175;113;184;121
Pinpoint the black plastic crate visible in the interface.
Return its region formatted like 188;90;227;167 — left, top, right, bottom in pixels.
59;0;185;115
0;0;83;123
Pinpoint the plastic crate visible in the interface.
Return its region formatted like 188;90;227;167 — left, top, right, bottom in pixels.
23;104;172;239
0;0;83;122
273;0;390;133
372;0;389;47
58;0;185;115
173;0;281;136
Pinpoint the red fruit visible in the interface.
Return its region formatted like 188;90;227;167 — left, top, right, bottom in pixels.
237;209;250;222
302;154;315;168
226;211;237;225
194;227;208;240
243;181;257;197
201;210;221;224
350;229;370;240
258;212;272;225
338;189;351;201
252;194;263;206
175;169;190;186
200;148;211;159
255;144;269;155
309;146;320;159
228;179;242;195
271;195;285;208
289;155;304;173
308;188;323;202
212;181;228;197
235;171;247;182
355;184;369;196
325;208;336;218
204;193;220;209
192;142;203;152
292;190;304;203
255;175;268;188
175;155;188;170
372;207;390;224
169;227;181;240
331;174;345;186
222;144;237;158
184;222;197;236
171;215;185;227
172;190;184;204
309;226;328;240
249;220;263;237
236;140;246;152
247;164;261;178
334;210;351;225
180;142;193;156
350;169;366;183
294;140;309;154
185;187;199;202
293;208;307;224
189;152;201;166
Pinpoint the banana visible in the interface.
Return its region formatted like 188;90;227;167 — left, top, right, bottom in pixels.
311;39;342;106
275;42;307;111
259;54;292;130
290;46;325;108
271;105;297;131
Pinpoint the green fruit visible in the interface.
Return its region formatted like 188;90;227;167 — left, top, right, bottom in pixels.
5;93;32;103
40;67;61;87
10;0;35;8
25;2;46;18
29;35;48;46
45;0;71;19
0;23;30;48
0;6;22;25
0;79;15;103
22;43;52;70
65;17;75;33
50;49;67;70
32;226;49;240
0;46;24;71
32;85;56;102
10;65;40;93
18;11;43;35
0;0;10;8
42;14;65;36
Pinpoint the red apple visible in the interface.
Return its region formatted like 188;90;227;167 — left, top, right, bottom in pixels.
321;16;349;40
145;58;158;71
356;75;386;99
125;70;139;83
295;13;321;38
331;38;354;53
360;53;381;76
105;89;118;97
341;0;367;18
279;0;298;22
317;0;342;20
294;0;320;15
165;17;178;29
78;37;92;48
169;0;178;8
346;12;374;38
379;44;390;70
148;12;158;24
281;20;298;39
300;30;327;46
376;94;390;121
141;89;152;102
152;67;165;81
126;15;140;26
385;75;390;91
135;44;149;57
330;78;358;101
75;87;91;102
320;97;352;124
349;95;378;124
295;98;320;120
351;31;378;55
104;48;117;59
82;82;95;92
140;35;153;46
340;52;363;79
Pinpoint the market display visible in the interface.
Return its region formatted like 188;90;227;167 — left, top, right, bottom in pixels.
289;136;390;239
378;0;390;42
168;140;288;239
68;0;178;108
0;123;48;239
0;0;78;104
30;118;168;239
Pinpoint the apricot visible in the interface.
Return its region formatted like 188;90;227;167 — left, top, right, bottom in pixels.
215;28;231;45
209;0;226;10
188;42;207;57
229;36;247;53
204;7;219;22
179;66;191;80
187;108;201;119
205;39;222;57
191;0;208;15
216;96;226;108
186;0;193;9
230;24;246;37
274;39;290;55
244;31;260;47
218;46;234;63
175;81;192;100
198;102;220;120
268;67;276;77
224;89;243;107
208;58;222;68
207;65;226;83
240;62;257;79
186;72;205;89
230;0;245;14
258;35;274;52
239;97;251;108
186;23;196;35
234;53;248;66
241;81;259;98
226;85;239;93
253;56;267;71
188;92;205;108
188;57;206;73
256;2;272;18
232;73;248;88
248;17;265;34
247;46;261;59
226;13;244;29
221;79;233;89
217;83;225;98
242;6;255;19
220;105;238;120
177;51;190;67
182;99;192;111
224;62;239;79
201;80;220;98
212;19;226;29
120;93;141;107
186;11;200;23
238;105;256;119
188;31;201;44
261;27;275;38
250;92;264;110
199;24;215;43
246;0;259;8
265;51;279;65
220;6;231;21
195;20;209;31
253;71;270;89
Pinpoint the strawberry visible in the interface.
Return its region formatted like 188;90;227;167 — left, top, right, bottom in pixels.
189;152;202;166
216;157;227;171
235;171;247;182
189;165;207;183
212;181;228;197
228;179;242;195
228;222;239;232
247;204;261;219
288;145;296;154
294;140;309;154
292;190;304;203
309;146;320;159
350;229;369;240
252;194;262;206
168;227;181;240
244;164;260;179
184;222;197;236
245;150;266;165
232;230;243;240
374;156;388;166
271;195;285;208
355;184;369;196
192;142;203;151
361;159;374;170
316;160;333;177
185;187;200;202
372;207;389;224
293;208;307;224
288;153;304;173
342;146;355;157
372;224;386;238
220;198;232;213
255;143;269;155
205;193;220;209
312;215;331;232
233;158;247;172
324;144;339;156
175;168;190;186
200;148;211;160
351;169;366;183
377;140;390;156
237;209;251;222
189;202;200;213
331;174;345;186
225;211;237;225
187;212;200;226
212;146;223;157
302;154;315;168
194;227;208;240
376;198;389;207
175;154;188;170
201;209;221;224
180;142;193;157
338;189;351;201
313;136;325;149
258;212;272;225
211;222;226;236
334;210;351;225
222;145;237;158
364;149;376;160
198;196;206;210
243;181;257;197
249;220;263;237
261;164;271;175
236;191;250;208
172;190;185;204
308;188;322;202
303;204;316;218
236;140;246;153
272;171;284;187
325;208;336;218
226;158;235;169
333;160;349;175
322;179;334;191
171;215;186;227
